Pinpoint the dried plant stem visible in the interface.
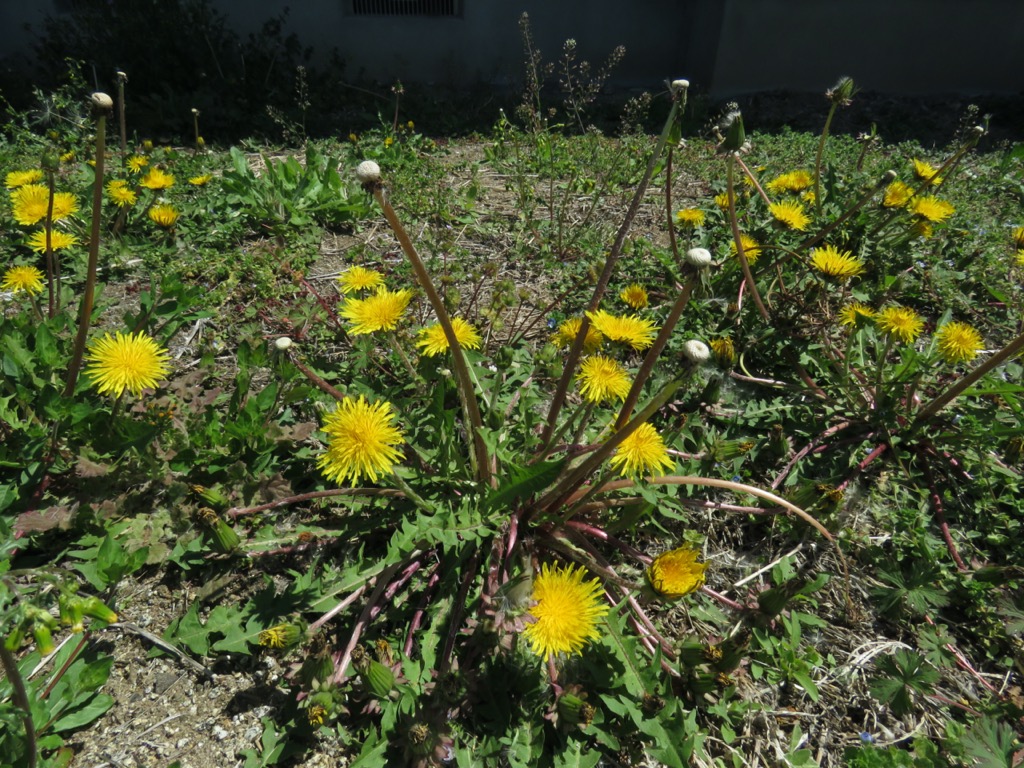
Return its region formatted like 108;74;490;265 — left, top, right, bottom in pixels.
727;154;769;321
333;559;407;683
64;107;108;397
373;186;490;485
0;645;36;768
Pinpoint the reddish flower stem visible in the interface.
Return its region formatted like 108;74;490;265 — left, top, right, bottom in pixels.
835;441;887;493
404;568;441;658
771;421;852;490
700;585;746;612
921;461;967;571
563;519;651;564
924;615;999;695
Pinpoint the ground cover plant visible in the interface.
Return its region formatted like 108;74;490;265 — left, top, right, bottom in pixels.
1;47;1023;768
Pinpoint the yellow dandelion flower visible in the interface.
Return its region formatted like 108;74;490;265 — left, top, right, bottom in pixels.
11;184;79;226
608;422;674;478
106;180;137;208
338;266;384;294
647;545;707;598
188;174;213;186
619;283;649;309
257;623;302;649
384;137;394;148
551;317;603;353
26;229;78;253
1;265;45;295
415;317;482;357
882;180;914;208
126;155;149;173
1016;249;1024;267
801;189;816;205
60;151;75;163
709;337;735;367
316;395;405;486
810;245;865;282
85;330;172;397
912;158;943;186
148;204;179;228
934;321;983;364
875;305;924;344
766;170;813;194
675;208;706;228
729;233;762;264
340;288;413;334
769;200;810;231
586;310;657;351
139;167;175;190
909;196;954;223
348;133;359;143
1012;226;1024;250
5;169;43;188
576;355;631;403
714;191;732;211
911;220;934;239
523;562;609;662
838;302;875;327
307;705;327;726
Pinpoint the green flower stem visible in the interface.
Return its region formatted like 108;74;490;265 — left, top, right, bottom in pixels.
540;93;682;452
389;470;433;514
813;100;839;217
913;329;1024;426
0;645;36;768
727;154;769;321
44;170;58;318
389;331;422;384
63;106;108;398
614;273;697;430
372;186;490;486
536;378;683;517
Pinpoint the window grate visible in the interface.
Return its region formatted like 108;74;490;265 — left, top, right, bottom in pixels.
350;0;460;17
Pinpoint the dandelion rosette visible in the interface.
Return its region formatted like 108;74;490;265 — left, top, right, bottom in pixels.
769;200;810;231
810;245;865;282
85;330;172;397
586;310;657;351
875;305;924;344
608;422;674;478
576;355;631;403
934;321;983;364
415;317;482;357
647;546;707;598
340;288;413;334
2;265;45;295
338;266;384;295
317;395;405;486
618;283;649;309
523;563;609;662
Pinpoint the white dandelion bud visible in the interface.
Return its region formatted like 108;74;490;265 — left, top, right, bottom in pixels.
90;92;114;113
682;340;711;365
274;337;292;351
684;247;713;269
671;79;690;92
355;160;381;185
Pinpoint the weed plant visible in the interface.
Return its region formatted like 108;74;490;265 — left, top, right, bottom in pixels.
0;58;1022;768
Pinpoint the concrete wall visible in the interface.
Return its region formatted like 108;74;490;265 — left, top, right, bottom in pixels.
2;1;1022;97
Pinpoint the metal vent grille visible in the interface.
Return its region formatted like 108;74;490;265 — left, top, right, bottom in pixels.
350;0;460;17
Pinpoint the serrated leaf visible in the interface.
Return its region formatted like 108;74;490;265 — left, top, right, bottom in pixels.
552;741;602;768
485;459;566;512
164;602;210;656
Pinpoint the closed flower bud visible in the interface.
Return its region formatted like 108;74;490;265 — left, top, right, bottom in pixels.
713;627;751;672
688;672;719;695
682;340;711;365
671;79;690;92
355;160;381;185
826;76;856;106
41;151;60;172
80;596;118;624
756;584;793;618
684;247;713;269
33;624;55;655
678;639;709;667
361;658;396;698
718;111;745;152
258;622;304;649
61;597;85;633
557;692;595;727
90;92;114;114
306;691;335;726
197;508;241;553
192;484;229;510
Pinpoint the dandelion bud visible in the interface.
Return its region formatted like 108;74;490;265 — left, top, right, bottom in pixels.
197;508;241;553
90;92;114;114
688;672;719;695
41;151;60;172
671;79;690;92
684;247;713;269
192;484;229;510
274;336;293;351
678;639;708;667
713;627;751;672
80;596;118;624
756;584;794;618
557;693;595;727
682;340;711;366
4;627;24;651
358;658;396;698
709;337;735;368
355;160;381;185
718;111;745;152
61;597;85;633
33;624;55;655
306;691;334;726
258;622;304;649
191;107;200;116
826;76;856;106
